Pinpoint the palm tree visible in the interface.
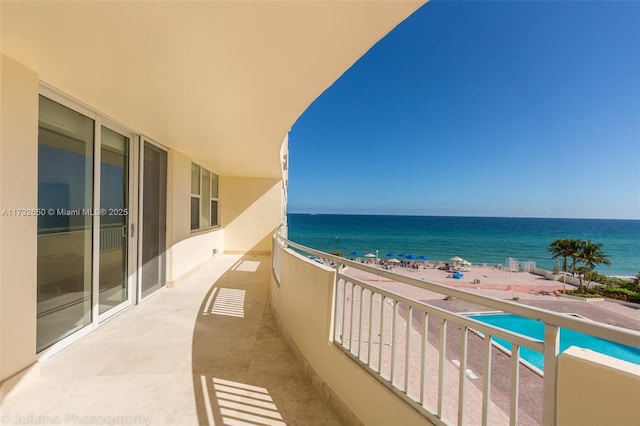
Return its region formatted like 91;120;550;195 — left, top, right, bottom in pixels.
548;239;573;275
575;240;611;292
578;240;611;269
567;239;585;276
548;238;582;276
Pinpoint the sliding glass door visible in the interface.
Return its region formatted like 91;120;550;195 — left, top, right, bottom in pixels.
37;94;137;351
98;125;132;317
37;96;94;351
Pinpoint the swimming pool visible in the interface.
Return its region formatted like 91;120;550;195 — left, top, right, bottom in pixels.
468;313;640;371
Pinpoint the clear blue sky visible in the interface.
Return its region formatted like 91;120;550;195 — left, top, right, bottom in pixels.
288;0;640;219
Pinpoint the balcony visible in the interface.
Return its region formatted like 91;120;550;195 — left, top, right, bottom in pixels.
2;230;639;425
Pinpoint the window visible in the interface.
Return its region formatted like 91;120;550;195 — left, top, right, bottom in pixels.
210;173;219;227
191;163;219;230
201;169;210;228
190;164;200;230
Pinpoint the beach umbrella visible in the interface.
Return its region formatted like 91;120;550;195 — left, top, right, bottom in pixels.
451;256;464;263
405;254;417;260
386;253;398;257
351;251;363;256
417;255;430;260
462;260;472;266
398;253;407;257
364;253;376;258
388;258;401;263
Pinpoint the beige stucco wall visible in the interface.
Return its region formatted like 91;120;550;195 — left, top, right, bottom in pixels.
557;346;640;425
221;176;283;254
0;55;39;382
271;247;429;426
167;230;224;284
166;149;224;283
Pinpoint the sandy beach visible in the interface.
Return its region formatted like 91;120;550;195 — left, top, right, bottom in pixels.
343;262;640;330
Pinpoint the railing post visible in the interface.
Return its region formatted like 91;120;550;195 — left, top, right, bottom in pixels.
368;290;375;365
405;306;413;394
420;312;428;406
333;278;342;344
542;324;560;426
438;318;447;418
333;263;343;344
458;326;468;426
358;286;365;358
481;335;492;426
379;296;386;375
509;344;520;426
391;300;399;385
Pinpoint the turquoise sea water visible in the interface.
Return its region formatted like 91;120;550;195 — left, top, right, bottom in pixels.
469;313;640;370
287;214;640;276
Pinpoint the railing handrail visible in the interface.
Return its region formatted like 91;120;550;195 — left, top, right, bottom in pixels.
276;230;640;350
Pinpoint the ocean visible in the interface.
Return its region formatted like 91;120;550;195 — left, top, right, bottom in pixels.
286;214;640;277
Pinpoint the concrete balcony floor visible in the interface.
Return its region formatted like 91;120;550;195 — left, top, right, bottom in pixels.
1;255;346;425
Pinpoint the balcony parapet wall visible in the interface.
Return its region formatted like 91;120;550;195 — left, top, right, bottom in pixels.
558;346;640;426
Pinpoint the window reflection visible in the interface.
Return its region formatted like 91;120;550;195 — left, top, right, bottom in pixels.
37;96;94;352
99;127;129;314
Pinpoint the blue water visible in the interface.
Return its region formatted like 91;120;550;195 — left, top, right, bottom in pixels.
287;214;640;276
468;313;640;370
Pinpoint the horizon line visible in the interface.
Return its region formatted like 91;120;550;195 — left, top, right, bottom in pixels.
286;211;640;221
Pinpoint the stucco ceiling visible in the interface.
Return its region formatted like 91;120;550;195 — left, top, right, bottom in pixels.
1;1;425;178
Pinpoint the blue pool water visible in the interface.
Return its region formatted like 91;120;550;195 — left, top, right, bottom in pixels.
469;313;640;371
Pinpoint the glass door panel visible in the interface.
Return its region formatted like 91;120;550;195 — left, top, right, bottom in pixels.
99;127;130;314
37;96;94;352
141;142;167;298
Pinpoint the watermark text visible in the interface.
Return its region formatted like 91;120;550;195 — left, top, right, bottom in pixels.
5;411;151;425
1;208;128;217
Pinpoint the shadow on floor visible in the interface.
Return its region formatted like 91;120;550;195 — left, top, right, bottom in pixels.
191;255;344;426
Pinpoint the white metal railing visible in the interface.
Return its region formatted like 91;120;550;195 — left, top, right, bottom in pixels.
100;225;124;252
273;228;640;426
39;226;124;252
